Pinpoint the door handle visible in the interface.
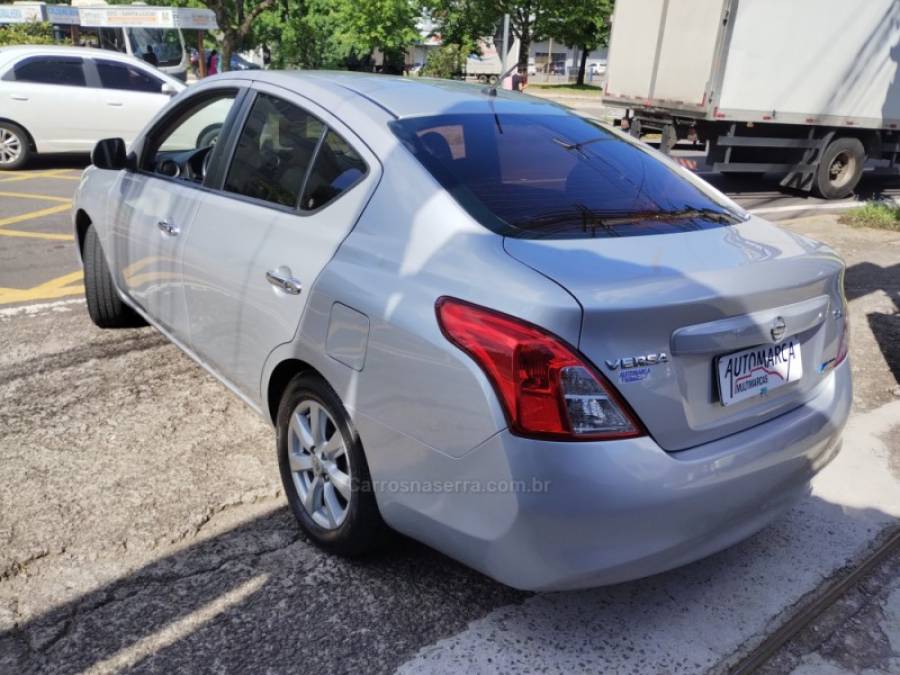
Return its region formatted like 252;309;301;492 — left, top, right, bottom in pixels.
107;101;124;107
157;220;180;236
265;267;302;295
10;95;28;101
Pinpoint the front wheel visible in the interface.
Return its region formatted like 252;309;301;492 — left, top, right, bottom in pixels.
0;122;31;170
277;373;388;556
83;225;146;328
814;137;865;199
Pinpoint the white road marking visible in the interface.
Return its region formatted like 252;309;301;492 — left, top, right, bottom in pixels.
0;298;84;318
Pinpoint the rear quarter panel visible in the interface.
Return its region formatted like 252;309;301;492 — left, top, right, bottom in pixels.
268;140;583;459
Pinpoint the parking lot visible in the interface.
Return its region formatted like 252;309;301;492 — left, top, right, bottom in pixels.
0;163;899;673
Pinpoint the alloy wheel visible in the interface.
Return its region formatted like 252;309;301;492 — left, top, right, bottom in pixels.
0;128;22;166
287;399;353;530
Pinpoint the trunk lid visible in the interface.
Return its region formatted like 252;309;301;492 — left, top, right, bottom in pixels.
504;217;846;451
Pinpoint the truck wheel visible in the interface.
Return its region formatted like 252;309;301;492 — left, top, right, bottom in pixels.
83;225;146;329
0;122;31;170
477;74;488;84
814;137;865;199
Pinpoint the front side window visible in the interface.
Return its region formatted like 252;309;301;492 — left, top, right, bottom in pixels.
12;57;85;86
96;59;163;94
224;93;325;208
143;92;237;182
391;112;745;239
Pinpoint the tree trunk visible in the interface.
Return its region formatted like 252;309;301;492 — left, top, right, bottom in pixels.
517;20;530;71
577;45;589;86
220;34;236;72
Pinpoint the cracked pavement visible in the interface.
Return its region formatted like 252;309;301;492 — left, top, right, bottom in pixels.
0;213;898;674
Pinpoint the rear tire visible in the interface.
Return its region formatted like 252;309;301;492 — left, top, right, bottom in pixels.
0;121;31;170
277;373;388;556
83;225;145;328
814;137;865;199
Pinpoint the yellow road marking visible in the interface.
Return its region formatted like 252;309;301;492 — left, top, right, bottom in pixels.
0;227;73;241
0;190;72;203
0;270;84;305
0;169;80;183
0;191;73;239
0;203;72;229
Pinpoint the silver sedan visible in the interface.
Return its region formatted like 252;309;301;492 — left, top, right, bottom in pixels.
73;71;851;590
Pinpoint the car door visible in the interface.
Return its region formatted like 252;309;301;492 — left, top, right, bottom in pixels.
0;55;95;152
180;84;381;403
111;87;243;341
85;57;173;146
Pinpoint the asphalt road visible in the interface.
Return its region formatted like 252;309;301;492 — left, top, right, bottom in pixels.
0;161;899;674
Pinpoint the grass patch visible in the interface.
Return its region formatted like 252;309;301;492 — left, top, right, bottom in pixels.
529;83;604;96
839;202;900;232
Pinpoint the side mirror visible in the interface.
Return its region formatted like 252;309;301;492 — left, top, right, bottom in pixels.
161;82;178;97
91;138;127;171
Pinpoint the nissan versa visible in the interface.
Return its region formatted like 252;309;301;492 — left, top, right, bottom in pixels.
72;72;851;591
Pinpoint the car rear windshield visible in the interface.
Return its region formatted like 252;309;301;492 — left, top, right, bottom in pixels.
390;113;745;239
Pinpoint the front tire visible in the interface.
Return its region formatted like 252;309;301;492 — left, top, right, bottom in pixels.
0;122;31;170
277;373;387;556
814;137;865;199
83;225;145;328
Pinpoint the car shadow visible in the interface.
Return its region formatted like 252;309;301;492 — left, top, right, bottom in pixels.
21;154;91;171
2;495;897;674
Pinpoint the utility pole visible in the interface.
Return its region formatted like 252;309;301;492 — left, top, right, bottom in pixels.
501;14;510;73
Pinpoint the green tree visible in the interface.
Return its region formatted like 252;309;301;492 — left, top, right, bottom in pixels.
421;43;466;78
199;0;277;71
328;0;420;72
423;0;498;56
0;22;59;47
544;0;613;85
428;1;561;73
252;0;419;72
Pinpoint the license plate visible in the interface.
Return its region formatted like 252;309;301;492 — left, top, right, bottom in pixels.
717;337;803;406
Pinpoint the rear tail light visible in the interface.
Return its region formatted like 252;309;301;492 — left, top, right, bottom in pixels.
435;297;644;441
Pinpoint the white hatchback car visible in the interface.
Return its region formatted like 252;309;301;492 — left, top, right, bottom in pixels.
0;45;184;169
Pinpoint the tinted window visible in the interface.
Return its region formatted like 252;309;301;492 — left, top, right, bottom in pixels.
390;113;744;239
13;57;85;87
225;94;324;209
96;60;163;93
301;130;367;210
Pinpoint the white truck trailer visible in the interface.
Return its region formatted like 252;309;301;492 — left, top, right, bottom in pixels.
603;0;900;198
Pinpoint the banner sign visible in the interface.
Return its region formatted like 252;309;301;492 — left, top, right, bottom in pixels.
46;6;81;26
78;7;217;30
0;5;44;24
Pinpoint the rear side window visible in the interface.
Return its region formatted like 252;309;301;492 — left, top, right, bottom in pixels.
95;59;163;93
390;113;744;239
301;130;367;211
225;93;325;209
12;57;86;87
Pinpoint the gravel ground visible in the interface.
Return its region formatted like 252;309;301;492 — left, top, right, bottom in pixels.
0;213;897;674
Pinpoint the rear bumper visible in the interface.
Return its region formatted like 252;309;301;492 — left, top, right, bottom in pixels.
366;360;851;591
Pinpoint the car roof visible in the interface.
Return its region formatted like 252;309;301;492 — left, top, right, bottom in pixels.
0;45;183;84
217;70;569;120
1;44;146;64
